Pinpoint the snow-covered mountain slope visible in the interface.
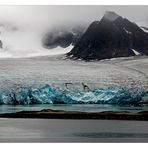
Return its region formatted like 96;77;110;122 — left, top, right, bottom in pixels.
0;22;75;58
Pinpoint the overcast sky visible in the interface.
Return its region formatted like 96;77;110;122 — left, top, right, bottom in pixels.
0;5;148;30
0;5;148;57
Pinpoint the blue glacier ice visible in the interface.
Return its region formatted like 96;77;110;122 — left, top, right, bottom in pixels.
0;92;14;104
0;84;147;105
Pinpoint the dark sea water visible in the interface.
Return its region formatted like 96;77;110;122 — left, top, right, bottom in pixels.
0;118;148;142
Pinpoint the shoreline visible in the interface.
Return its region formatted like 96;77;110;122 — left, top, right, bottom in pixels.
0;109;148;121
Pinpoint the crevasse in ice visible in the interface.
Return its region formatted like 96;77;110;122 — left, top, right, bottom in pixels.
0;84;147;105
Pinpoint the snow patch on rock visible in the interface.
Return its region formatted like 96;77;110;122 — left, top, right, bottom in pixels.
123;28;132;34
141;27;148;33
131;49;141;56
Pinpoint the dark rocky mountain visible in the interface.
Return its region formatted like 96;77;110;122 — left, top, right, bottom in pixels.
67;11;148;60
42;26;86;49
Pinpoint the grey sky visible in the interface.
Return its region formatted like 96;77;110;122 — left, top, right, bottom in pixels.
0;5;148;30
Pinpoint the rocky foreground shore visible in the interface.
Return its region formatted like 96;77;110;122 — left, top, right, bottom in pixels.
0;109;148;121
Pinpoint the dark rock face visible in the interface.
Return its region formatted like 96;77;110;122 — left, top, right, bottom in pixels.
42;26;85;49
67;11;148;60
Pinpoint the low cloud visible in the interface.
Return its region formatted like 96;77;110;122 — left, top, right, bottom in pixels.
0;5;148;57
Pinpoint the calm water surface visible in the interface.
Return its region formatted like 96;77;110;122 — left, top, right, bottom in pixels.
0;118;148;142
0;104;148;113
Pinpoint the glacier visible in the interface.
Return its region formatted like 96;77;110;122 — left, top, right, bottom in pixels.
0;84;147;105
0;54;146;105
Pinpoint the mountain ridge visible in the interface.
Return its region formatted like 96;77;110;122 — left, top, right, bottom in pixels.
67;11;148;60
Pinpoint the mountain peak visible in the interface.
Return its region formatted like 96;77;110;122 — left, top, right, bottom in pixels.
67;11;148;60
102;11;120;21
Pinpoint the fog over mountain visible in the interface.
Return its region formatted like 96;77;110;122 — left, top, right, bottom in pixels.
0;6;148;57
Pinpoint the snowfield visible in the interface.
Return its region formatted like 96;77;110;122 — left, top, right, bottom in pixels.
0;55;147;92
